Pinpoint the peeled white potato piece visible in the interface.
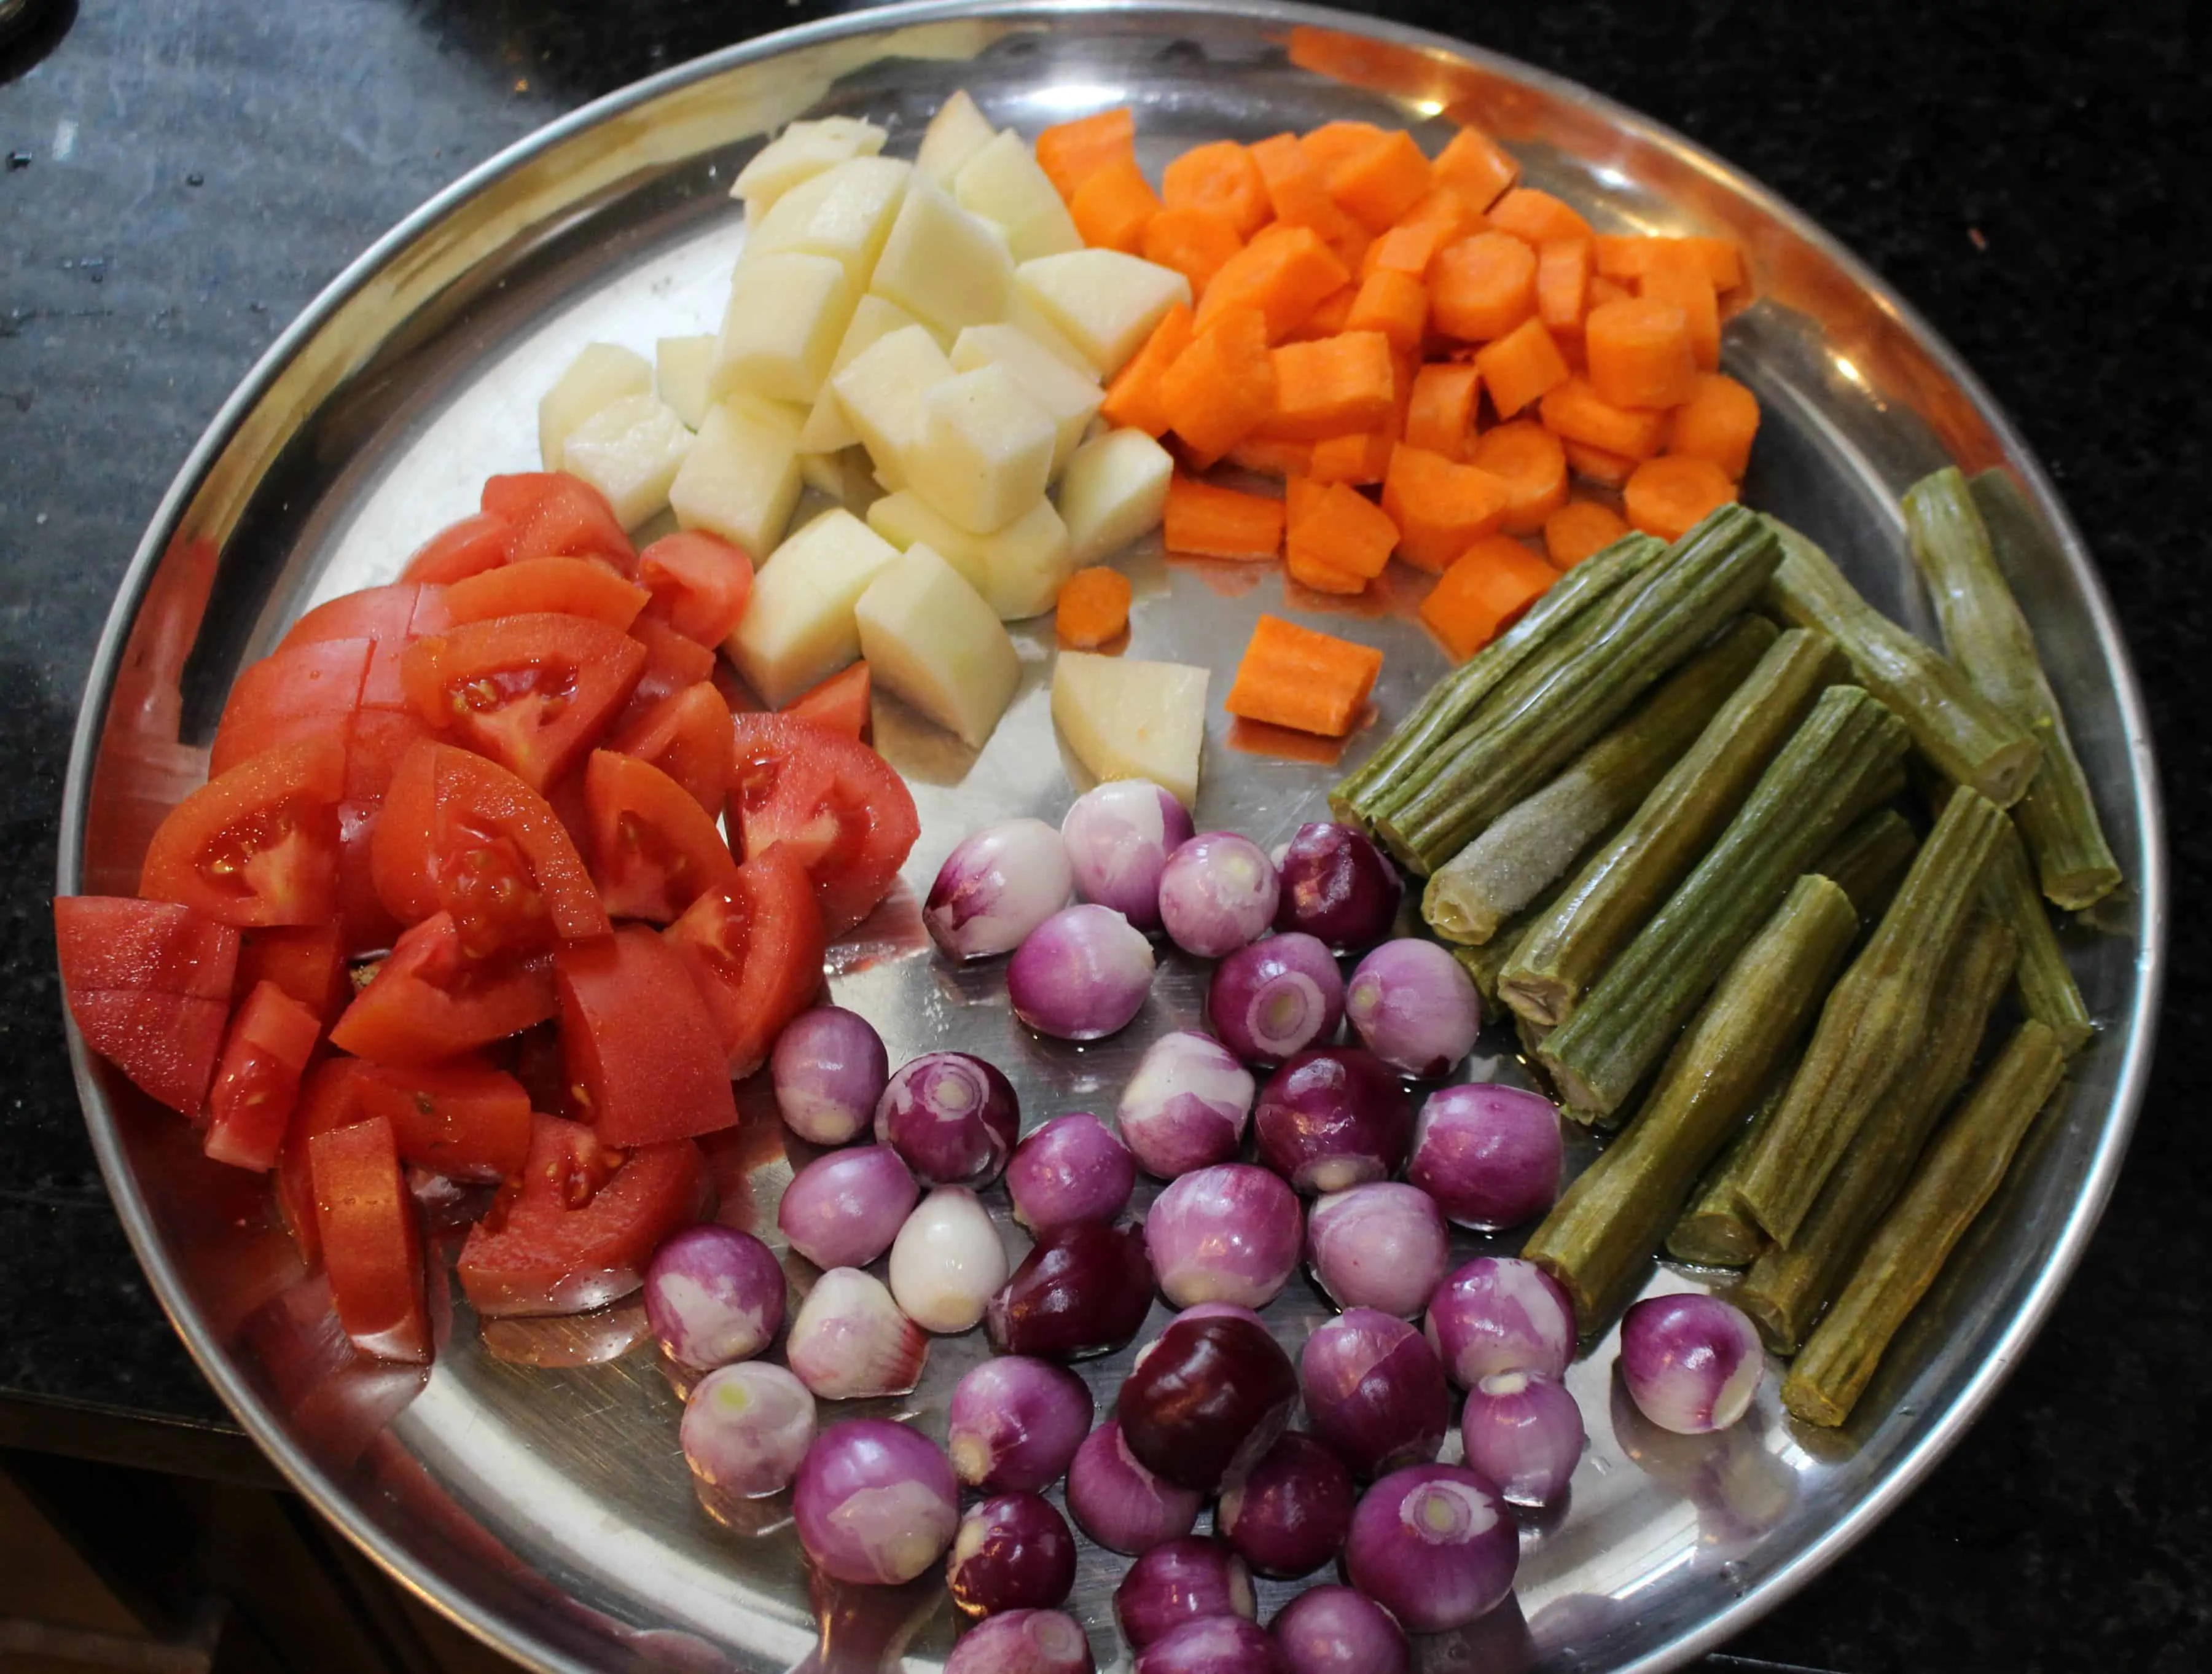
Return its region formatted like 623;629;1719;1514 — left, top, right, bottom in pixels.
1012;251;1192;378
869;173;1014;337
949;323;1104;479
1052;652;1208;809
655;335;717;431
953;130;1083;264
831;324;953;487
867;490;1073;622
560;394;695;530
669;394;804;561
732;116;888;216
727;507;902;707
539;342;652;470
916;89;996;185
854;543;1021;748
797;294;928;455
746;156;912;289
1057;427;1173;565
914;364;1055;536
1001;287;1098;373
711;251;856;406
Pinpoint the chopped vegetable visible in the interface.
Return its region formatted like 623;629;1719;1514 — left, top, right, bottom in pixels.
1034;106;1138;201
1813;807;1920;923
1418;534;1560;661
1981;818;2095;1054
1624;453;1737;541
1055;564;1134;647
1161;308;1278;461
1224;614;1384;738
1404;362;1480;460
1162;472;1286;558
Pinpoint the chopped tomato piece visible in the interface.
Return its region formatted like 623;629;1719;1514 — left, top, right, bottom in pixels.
583;749;740;924
608;682;734;816
329;912;557;1066
622;615;718;726
401;611;645;791
283;583;453;716
727;714;920;937
480;472;636;574
139;737;346;928
204;980;323;1171
457;1113;709;1316
279;1057;369;1262
782;661;871;740
402;512;514;584
335;800;403;958
348;1055;533;1181
238;923;351;1027
344;709;439;804
310;1116;431;1363
664;846;826;1079
638;531;754;646
54;896;240;1116
444;557;651;632
210;638;370;777
556;926;736;1145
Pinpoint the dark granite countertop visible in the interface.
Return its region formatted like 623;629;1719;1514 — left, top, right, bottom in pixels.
2;2;2205;1668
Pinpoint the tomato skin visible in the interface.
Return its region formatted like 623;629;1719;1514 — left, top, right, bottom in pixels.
638;531;755;646
349;1055;533;1181
282;583;452;716
583;749;740;924
279;1058;367;1262
622;615;717;729
481;472;636;575
781;660;871;740
663;846;826;1078
556;926;737;1146
401;612;646;792
55;895;240;1117
608;682;733;816
727;714;920;937
457;1113;710;1316
139;737;347;928
210;638;370;777
444;557;651;633
204;980;324;1171
310;1116;431;1363
335;801;404;958
345;710;439;805
402;512;514;584
330;912;557;1067
238;923;351;1027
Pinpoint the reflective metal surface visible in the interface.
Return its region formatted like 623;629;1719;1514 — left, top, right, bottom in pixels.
57;5;2164;1672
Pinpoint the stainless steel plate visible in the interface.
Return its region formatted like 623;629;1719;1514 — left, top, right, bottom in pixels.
58;5;2165;1672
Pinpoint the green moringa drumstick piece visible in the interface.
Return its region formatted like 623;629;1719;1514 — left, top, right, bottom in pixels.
1423;617;1776;945
1762;517;2041;807
1668;1080;1786;1267
1522;874;1859;1321
1736;910;2017;1355
1782;1019;2066;1426
1811;808;1919;925
1496;627;1839;1030
1732;784;2009;1248
1980;816;2095;1055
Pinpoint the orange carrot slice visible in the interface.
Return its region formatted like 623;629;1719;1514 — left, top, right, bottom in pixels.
1225;614;1385;737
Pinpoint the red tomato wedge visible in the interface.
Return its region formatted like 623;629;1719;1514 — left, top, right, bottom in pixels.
238;922;351;1027
727;714;919;937
54;896;240;1116
481;472;636;574
310;1116;431;1363
555;926;736;1146
456;1113;709;1316
782;661;871;740
282;583;453;716
210;638;370;777
344;710;439;804
663;846;826;1079
623;616;717;724
279;1057;367;1263
444;557;651;633
349;1055;533;1181
401;612;645;791
335;801;403;958
204;980;323;1171
403;512;514;584
637;531;754;646
330;912;557;1066
139;737;347;928
608;682;733;816
583;749;740;924
370;742;609;954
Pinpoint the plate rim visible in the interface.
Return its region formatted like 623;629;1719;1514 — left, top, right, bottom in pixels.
54;3;2168;1670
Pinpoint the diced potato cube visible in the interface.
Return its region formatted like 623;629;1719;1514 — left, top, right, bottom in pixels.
797;451;846;499
560;394;695;530
953;130;1084;263
854;544;1021;748
914;365;1055;536
867;489;1074;622
950;323;1104;477
747;156;912;289
709;251;856;407
539;342;652;470
732;116;888;216
1001;287;1099;373
727;507;902;707
669;394;805;560
796;295;929;455
916;88;995;185
655;334;717;431
1012;251;1194;378
869;174;1014;336
831;324;953;485
1057;427;1174;565
1052;652;1208;808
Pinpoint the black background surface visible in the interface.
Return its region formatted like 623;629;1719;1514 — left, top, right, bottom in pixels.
1;3;2205;1669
